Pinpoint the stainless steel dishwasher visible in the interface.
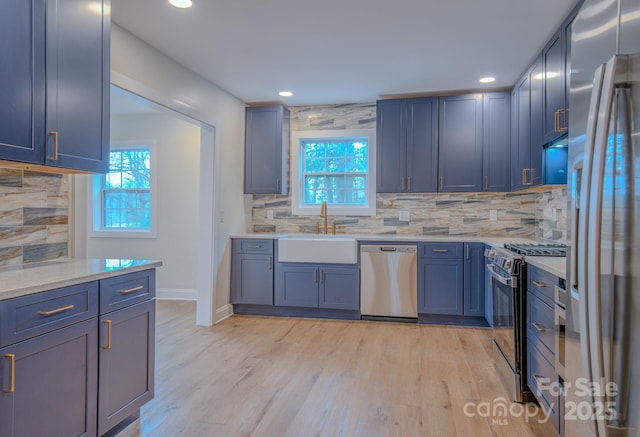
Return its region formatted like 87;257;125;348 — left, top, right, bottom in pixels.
360;244;417;319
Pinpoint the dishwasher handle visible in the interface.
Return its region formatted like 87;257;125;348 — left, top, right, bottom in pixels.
379;247;397;252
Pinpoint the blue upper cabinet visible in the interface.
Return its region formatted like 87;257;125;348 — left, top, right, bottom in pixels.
438;94;483;192
406;98;439;192
482;92;511;191
0;0;110;173
542;30;566;145
244;105;290;194
529;56;544;187
376;99;406;193
46;0;110;173
511;56;543;190
376;98;438;193
0;0;46;164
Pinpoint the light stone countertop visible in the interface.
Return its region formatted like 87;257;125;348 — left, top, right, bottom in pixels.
525;256;566;280
0;258;163;301
231;233;567;279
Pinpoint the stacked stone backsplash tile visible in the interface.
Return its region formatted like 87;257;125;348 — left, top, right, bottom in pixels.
0;168;69;267
252;102;569;243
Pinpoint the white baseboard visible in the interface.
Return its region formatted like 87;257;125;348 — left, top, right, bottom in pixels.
214;304;234;324
157;288;197;301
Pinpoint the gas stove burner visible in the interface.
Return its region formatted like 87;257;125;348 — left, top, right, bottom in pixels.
503;243;567;257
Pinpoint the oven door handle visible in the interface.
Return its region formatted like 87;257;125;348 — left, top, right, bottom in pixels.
486;264;516;288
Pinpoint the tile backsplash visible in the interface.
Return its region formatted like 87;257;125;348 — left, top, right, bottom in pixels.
0;169;69;267
252;102;568;243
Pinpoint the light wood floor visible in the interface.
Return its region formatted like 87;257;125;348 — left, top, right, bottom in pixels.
119;301;558;437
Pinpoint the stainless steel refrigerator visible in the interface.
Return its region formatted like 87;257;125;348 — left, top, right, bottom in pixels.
567;0;640;435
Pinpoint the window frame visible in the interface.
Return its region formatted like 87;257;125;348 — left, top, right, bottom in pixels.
291;129;376;216
88;140;157;239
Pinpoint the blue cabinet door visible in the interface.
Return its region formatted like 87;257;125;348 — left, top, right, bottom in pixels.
0;0;46;164
418;259;464;315
318;266;359;310
542;30;565;145
407;97;439;192
482;93;511;192
0;317;98;437
45;0;110;173
98;299;155;435
231;252;274;305
512;73;530;191
438;94;483;192
463;243;485;317
274;264;319;308
376;99;406;193
529;56;544;187
244;106;289;194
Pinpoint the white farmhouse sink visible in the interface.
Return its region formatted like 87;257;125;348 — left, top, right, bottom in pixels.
277;235;358;264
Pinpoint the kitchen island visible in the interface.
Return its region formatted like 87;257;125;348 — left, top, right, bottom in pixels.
0;258;161;437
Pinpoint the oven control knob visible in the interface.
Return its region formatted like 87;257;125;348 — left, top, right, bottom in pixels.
505;260;512;269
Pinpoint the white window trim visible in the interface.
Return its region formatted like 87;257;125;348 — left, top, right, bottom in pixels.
88;140;158;239
291;129;376;216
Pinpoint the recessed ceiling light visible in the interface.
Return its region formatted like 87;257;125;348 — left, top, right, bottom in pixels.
168;0;192;9
279;91;293;97
479;77;496;84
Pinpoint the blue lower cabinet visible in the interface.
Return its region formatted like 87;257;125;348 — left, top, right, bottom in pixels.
318;266;359;310
98;299;155;436
275;263;359;310
463;243;485;317
275;264;319;307
0;318;98;437
418;258;464;315
230;239;274;305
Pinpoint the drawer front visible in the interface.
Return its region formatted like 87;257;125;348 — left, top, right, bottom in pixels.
420;242;463;259
100;269;155;314
527;265;556;304
236;239;273;254
528;291;555;356
0;281;99;347
528;338;560;432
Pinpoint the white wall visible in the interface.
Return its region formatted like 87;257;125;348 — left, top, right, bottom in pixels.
86;113;200;296
73;24;250;325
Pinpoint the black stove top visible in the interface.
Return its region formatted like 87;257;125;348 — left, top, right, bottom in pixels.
503;243;567;257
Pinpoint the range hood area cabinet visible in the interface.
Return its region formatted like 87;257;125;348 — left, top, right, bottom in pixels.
376;92;510;193
0;0;110;173
244;105;290;195
511;55;544;190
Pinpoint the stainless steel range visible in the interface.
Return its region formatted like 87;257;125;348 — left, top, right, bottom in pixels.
486;246;534;403
487;242;568;403
503;243;567;257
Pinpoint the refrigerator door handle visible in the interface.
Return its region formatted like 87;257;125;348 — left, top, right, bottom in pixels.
577;62;607;411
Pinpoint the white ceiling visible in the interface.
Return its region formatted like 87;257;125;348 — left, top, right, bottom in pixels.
111;0;580;106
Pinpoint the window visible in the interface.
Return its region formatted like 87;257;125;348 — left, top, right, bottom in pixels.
90;142;156;238
291;129;376;216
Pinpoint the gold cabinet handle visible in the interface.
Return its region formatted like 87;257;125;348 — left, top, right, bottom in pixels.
246;244;260;249
522;168;527;185
432;249;449;253
276;178;281;192
118;285;144;294
38;304;74;316
407;177;412;191
2;354;15;393
48;131;59;161
558;109;567;131
466;244;470;259
401;177;406;191
439;176;444;191
532;280;547;288
532;322;547;332
103;320;112;350
534;374;550;388
268;256;273;270
314;269;318;283
484;175;488;191
554;110;560;132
